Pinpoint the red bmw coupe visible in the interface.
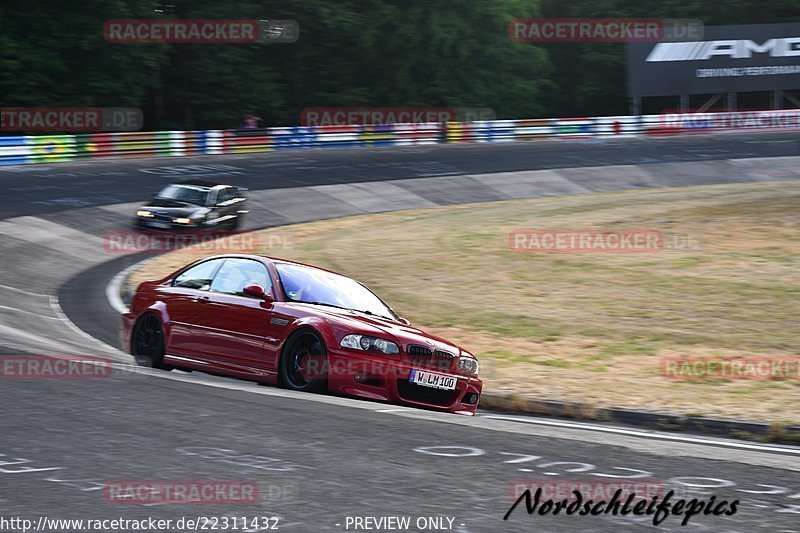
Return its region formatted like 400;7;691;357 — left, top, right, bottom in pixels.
120;254;483;415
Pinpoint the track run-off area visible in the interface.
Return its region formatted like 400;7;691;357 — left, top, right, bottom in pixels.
1;133;800;532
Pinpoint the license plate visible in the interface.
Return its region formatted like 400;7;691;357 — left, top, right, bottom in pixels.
409;369;457;391
147;220;170;229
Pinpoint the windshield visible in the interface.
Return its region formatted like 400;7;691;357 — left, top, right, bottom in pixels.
156;184;209;206
275;263;397;321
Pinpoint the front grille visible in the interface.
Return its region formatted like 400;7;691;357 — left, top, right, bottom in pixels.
408;344;432;357
397;379;460;407
406;345;455;371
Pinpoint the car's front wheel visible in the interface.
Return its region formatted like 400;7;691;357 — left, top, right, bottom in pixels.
280;330;327;392
132;314;173;370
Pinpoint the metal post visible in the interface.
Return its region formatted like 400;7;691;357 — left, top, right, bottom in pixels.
631;97;641;116
725;93;737;112
773;90;784;110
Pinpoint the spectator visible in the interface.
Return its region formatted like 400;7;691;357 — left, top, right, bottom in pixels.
242;113;262;129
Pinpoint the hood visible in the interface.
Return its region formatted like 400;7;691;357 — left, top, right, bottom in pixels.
288;303;464;356
140;199;207;218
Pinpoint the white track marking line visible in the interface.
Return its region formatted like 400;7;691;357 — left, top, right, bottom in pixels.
106;255;164;314
0;304;60;320
106;267;131;314
0;282;52;299
481;414;800;455
0;323;95;354
48;296;126;359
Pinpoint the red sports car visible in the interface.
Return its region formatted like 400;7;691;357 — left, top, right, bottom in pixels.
120;254;483;415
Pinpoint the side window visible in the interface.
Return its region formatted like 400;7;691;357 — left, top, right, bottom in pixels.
173;259;224;290
217;188;234;205
210;259;272;297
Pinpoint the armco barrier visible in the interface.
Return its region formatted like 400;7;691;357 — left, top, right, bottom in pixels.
3;110;800;165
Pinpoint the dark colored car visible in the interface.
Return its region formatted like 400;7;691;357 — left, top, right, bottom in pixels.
120;254;483;415
134;179;248;231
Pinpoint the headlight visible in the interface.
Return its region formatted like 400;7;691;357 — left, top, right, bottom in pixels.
340;334;399;355
457;353;479;375
137;210;154;218
173;218;193;224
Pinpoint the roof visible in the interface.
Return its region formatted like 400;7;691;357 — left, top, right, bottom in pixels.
174;179;228;188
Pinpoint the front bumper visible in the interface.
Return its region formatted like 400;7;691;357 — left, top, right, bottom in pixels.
326;348;483;415
134;217;201;231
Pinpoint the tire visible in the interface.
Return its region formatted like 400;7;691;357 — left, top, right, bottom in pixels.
279;330;327;392
131;314;173;371
228;215;241;231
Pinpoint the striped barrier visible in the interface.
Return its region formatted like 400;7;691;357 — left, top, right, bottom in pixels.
0;136;30;165
3;111;799;165
552;117;594;139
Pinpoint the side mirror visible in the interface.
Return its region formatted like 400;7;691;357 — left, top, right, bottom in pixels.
398;317;411;326
243;285;274;302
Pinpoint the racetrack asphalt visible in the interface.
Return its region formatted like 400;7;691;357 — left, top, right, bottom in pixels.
2;132;800;532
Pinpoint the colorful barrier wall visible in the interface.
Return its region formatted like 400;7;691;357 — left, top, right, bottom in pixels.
2;110;799;165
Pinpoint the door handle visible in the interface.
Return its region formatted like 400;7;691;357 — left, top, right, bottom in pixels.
195;295;210;303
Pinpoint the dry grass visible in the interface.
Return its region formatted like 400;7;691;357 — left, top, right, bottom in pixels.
128;181;800;423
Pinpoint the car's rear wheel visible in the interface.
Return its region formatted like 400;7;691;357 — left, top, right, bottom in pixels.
132;314;173;370
280;330;327;392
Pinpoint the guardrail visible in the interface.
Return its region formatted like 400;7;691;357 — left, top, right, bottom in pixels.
2;109;799;165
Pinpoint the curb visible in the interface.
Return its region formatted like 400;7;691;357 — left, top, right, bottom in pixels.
479;393;800;445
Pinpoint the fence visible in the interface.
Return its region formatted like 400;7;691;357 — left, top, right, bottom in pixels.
2;110;799;165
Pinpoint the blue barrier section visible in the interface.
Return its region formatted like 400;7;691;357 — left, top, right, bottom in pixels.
194;131;210;154
273;127;318;150
0;136;29;165
487;121;516;141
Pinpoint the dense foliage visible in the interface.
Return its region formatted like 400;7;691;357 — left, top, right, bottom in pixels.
1;0;798;129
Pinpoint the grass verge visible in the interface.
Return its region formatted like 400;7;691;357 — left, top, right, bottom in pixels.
127;181;800;424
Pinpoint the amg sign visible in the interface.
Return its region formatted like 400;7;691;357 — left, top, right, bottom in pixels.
646;38;800;62
628;23;800;96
